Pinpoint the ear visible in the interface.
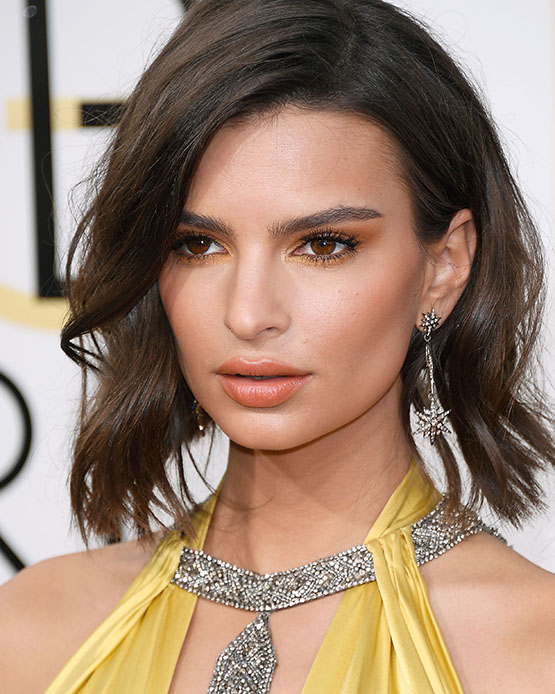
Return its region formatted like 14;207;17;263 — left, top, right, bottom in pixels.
417;209;477;327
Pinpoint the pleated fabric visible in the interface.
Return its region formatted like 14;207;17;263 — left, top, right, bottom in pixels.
46;460;464;693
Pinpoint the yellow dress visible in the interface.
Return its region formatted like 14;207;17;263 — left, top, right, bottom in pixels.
46;460;469;693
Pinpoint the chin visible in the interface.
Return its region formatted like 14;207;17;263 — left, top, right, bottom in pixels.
216;418;318;452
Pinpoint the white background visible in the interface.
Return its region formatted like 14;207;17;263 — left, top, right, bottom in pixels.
1;0;554;583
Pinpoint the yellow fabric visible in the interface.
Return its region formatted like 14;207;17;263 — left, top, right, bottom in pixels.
46;460;464;693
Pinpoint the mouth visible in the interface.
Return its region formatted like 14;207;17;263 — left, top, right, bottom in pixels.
216;359;311;407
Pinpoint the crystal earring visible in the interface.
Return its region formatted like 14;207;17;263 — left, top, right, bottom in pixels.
414;309;451;445
192;398;206;435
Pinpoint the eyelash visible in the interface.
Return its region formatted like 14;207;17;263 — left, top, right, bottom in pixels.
296;229;359;263
171;228;360;265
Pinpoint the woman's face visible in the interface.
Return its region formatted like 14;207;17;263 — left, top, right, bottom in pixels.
159;107;430;450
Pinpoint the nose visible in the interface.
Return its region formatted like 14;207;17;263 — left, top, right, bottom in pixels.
223;255;291;341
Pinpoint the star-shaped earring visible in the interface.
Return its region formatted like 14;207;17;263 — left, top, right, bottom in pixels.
414;309;451;445
414;400;451;445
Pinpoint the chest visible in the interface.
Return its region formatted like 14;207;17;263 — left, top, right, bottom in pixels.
169;592;344;694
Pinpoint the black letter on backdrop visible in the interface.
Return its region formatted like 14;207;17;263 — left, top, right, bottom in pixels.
0;372;32;571
25;0;62;298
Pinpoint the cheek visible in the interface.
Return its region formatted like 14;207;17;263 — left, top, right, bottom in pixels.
158;267;208;379
296;254;423;378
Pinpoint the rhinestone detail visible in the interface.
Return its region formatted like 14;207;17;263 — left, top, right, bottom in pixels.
172;543;375;612
411;496;506;564
206;612;276;694
171;495;506;693
420;308;440;334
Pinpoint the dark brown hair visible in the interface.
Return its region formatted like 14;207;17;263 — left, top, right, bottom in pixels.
61;0;555;542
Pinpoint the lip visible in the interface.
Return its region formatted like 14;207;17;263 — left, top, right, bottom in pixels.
217;358;310;378
216;358;311;407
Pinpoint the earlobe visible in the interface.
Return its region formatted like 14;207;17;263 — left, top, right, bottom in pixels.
418;208;477;323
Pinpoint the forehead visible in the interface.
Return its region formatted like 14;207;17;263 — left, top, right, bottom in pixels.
186;106;408;220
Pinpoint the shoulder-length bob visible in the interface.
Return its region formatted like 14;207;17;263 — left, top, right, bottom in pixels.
61;0;555;542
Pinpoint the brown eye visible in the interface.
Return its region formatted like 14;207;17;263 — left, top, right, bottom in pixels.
309;238;337;255
294;231;358;263
186;237;212;255
172;233;225;258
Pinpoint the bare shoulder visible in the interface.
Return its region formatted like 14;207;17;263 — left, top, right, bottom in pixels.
0;532;162;694
420;530;555;693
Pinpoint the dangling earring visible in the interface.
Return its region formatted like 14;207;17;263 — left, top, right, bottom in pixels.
192;398;206;435
414;309;451;445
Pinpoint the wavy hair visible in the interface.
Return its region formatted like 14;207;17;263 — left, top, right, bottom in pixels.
61;0;555;541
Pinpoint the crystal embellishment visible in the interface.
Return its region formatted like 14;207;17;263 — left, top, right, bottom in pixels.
207;612;276;694
420;309;440;333
171;496;506;693
172;544;375;612
414;309;451;444
414;401;451;444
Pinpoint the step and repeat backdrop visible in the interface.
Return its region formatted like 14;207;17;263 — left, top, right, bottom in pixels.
1;0;554;583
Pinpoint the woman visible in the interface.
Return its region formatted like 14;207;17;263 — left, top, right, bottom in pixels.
2;0;555;691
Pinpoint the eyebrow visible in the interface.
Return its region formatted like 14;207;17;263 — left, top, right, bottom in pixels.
179;205;383;239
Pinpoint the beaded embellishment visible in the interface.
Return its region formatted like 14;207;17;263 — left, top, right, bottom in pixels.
171;496;506;693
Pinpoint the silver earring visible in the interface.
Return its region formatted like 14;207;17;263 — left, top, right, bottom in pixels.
192;398;206;435
414;309;451;445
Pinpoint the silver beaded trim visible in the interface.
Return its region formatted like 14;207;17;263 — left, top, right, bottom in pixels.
171;496;506;610
206;612;276;694
411;496;506;566
172;543;375;612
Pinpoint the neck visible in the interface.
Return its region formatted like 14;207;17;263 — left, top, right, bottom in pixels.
204;381;414;573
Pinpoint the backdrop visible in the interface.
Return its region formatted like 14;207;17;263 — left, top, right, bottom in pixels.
1;0;554;583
